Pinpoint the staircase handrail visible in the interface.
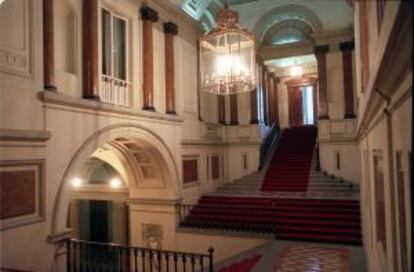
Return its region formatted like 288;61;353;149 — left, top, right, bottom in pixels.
259;123;279;171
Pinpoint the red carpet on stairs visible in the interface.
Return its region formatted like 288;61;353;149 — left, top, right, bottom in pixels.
218;254;261;272
261;125;317;192
181;196;362;245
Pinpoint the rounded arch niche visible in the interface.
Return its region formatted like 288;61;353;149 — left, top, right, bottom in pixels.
51;124;181;234
252;4;323;45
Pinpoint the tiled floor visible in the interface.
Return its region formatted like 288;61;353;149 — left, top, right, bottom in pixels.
271;245;350;272
216;240;367;272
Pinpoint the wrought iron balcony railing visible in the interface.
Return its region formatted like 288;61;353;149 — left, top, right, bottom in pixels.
66;239;214;272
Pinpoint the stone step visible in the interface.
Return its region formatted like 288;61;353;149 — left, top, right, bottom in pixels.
227;181;262;186
221;186;260;190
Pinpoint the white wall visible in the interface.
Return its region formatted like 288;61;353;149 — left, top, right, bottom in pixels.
319;142;360;184
326;50;345;119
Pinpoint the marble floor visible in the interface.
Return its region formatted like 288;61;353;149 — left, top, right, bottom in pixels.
216;240;367;272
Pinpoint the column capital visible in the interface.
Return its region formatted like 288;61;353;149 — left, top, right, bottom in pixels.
274;76;281;83
340;41;355;51
314;45;329;54
163;22;178;35
140;6;159;22
256;54;264;65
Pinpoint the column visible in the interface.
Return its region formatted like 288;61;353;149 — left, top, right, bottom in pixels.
312;82;318;123
250;64;259;124
262;68;269;125
315;45;329;119
163;22;178;114
250;86;259;124
273;76;280;127
197;43;203;121
114;202;128;245
140;6;159;111
358;1;370;91
229;94;239;125
287;85;294;126
268;73;274;125
218;95;226;125
340;41;356;118
82;0;99;99
69;200;79;239
43;0;56;91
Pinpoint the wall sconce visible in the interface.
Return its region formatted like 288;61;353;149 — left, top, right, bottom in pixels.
72;177;83;187
110;178;122;188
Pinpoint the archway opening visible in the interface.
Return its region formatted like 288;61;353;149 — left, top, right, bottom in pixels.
52;125;180;244
68;142;130;245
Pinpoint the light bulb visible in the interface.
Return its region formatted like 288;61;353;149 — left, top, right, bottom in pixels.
72;177;82;187
110;178;122;188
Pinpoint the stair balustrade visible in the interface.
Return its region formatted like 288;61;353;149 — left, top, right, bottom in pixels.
258;124;279;171
315;142;321;171
176;203;195;224
66;238;214;272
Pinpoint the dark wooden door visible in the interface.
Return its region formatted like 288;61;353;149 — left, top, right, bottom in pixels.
89;200;109;243
293;88;303;126
288;86;303;126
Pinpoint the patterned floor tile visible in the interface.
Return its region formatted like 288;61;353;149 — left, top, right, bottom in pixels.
272;245;350;272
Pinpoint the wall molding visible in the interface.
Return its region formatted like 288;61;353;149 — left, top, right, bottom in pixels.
181;139;261;146
39;91;184;124
0;159;45;230
0;0;34;78
0;129;51;142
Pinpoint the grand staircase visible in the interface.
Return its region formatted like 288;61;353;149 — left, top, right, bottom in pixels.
179;126;362;245
261;126;317;192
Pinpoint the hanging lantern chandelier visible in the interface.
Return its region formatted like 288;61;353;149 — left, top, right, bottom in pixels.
199;2;256;95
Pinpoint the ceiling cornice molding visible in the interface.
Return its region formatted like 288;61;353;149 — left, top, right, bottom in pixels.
311;27;354;46
150;0;204;32
259;40;314;60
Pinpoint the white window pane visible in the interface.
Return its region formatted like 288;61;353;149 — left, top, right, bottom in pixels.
102;9;111;75
113;17;126;80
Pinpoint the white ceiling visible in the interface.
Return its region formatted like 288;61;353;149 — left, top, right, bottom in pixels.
174;0;353;32
265;54;316;68
231;0;353;32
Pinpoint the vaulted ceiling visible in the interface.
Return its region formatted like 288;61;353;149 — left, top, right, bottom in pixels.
173;0;353;46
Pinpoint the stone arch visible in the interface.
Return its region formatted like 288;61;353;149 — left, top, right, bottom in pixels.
262;19;314;46
51;124;181;235
200;9;215;31
252;4;323;44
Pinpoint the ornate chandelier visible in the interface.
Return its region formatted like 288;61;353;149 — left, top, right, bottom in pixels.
199;3;256;95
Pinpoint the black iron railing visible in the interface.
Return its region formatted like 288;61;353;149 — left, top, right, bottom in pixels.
66;239;214;272
258;124;279;171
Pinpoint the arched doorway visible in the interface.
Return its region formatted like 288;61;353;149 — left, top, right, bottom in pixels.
68;144;130;245
51;124;181;240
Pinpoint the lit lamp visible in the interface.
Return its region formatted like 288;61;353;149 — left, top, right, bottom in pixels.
199;2;256;95
110;178;122;188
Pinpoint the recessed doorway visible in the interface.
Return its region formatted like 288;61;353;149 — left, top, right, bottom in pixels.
287;81;317;127
301;85;314;125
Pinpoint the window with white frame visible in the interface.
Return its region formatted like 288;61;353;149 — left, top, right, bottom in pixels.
100;7;130;106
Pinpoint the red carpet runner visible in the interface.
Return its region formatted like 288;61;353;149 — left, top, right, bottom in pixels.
181;196;362;245
218;254;261;272
261;125;317;192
